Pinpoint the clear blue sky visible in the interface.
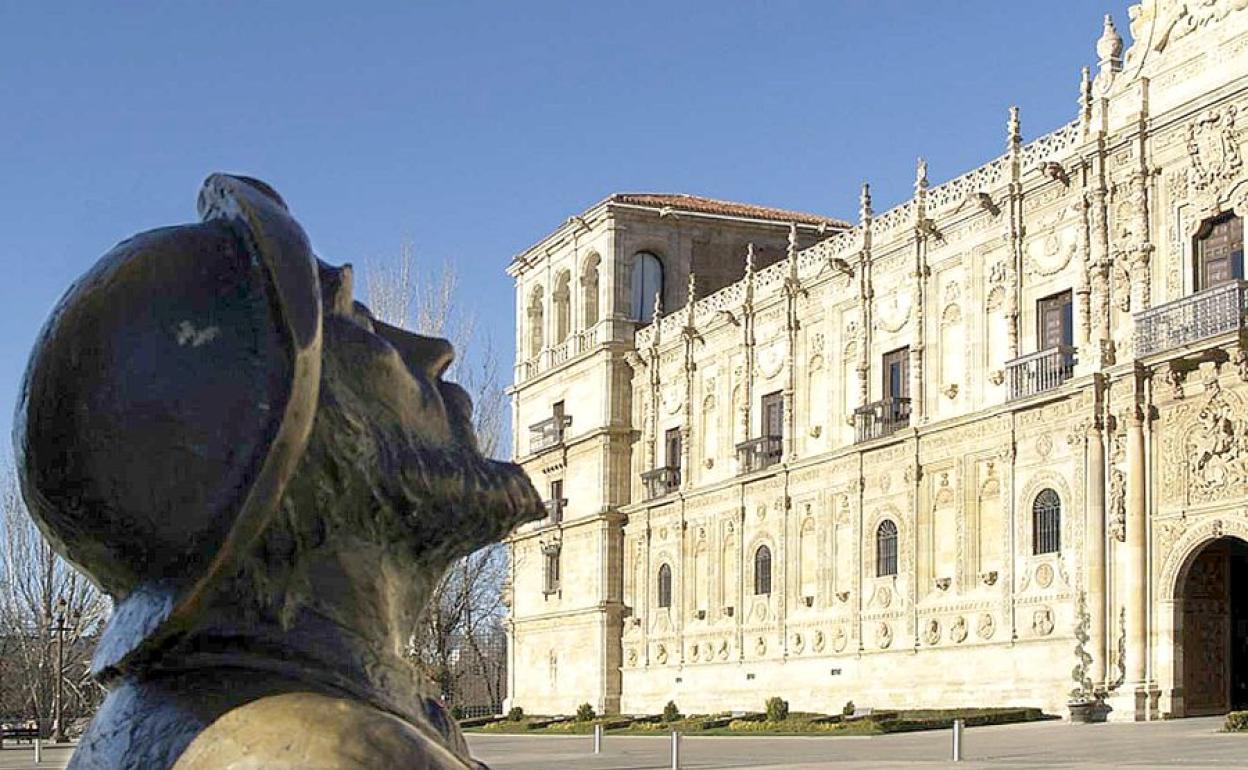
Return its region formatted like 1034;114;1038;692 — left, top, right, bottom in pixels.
1;1;1113;460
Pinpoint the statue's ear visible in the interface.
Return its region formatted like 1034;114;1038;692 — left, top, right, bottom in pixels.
15;175;322;676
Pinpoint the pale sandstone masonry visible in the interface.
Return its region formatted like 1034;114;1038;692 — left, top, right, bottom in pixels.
507;0;1248;722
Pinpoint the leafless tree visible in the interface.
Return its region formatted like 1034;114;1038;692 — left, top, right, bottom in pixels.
0;465;109;727
365;244;511;715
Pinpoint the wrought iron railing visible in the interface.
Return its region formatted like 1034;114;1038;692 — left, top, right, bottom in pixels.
1134;280;1248;358
735;435;783;474
640;466;681;500
1005;344;1076;400
853;397;911;443
528;414;571;453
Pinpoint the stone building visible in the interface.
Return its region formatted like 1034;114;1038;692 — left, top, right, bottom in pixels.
506;1;1248;721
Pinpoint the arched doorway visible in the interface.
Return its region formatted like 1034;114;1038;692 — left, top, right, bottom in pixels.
1177;537;1248;716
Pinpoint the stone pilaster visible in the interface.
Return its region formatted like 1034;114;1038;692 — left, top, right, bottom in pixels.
1123;400;1148;685
1085;409;1108;685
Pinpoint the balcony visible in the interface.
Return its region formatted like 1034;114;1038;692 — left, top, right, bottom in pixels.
1134;280;1248;359
854;397;911;443
641;465;681;500
735;435;783;474
541;497;566;526
1005;345;1075;400
528;414;571;453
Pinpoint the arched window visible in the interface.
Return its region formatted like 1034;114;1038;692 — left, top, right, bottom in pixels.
630;252;663;321
526;286;544;358
582;254;600;327
553;270;571;342
753;545;772;596
657;563;672;609
1033;489;1061;555
876;520;898;577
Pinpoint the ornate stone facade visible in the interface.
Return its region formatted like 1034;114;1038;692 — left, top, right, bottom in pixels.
508;1;1248;721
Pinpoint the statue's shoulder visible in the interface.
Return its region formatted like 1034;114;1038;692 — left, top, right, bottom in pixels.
172;692;475;770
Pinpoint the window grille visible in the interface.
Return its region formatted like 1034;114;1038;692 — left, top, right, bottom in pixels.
657;563;672;609
876;520;898;577
1033;489;1061;555
753;545;772;595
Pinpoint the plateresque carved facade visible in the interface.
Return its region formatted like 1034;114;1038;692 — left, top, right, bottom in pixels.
507;2;1248;721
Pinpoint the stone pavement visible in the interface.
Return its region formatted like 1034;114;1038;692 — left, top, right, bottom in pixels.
467;716;1247;769
1;719;1243;769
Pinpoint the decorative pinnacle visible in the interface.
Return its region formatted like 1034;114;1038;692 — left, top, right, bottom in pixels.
1007;106;1021;151
914;158;928;195
787;222;798;261
1079;66;1093;129
859;183;872;222
687;271;698;307
651;287;663;324
1097;14;1123;73
745;242;755;276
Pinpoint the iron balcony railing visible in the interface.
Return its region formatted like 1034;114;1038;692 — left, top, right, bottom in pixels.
735;435;783;474
854;397;911;443
1005;345;1076;400
1134;280;1248;358
640;466;681;500
528;414;571;453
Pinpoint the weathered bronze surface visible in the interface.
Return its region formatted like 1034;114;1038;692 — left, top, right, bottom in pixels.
14;175;543;769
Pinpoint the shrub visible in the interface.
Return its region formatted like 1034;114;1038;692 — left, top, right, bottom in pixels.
576;703;597;722
1226;711;1248;732
450;705;465;721
662;700;681;722
507;706;524;722
843;700;856;717
765;696;789;722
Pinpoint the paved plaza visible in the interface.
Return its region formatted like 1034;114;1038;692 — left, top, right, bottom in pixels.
0;718;1243;769
467;717;1246;769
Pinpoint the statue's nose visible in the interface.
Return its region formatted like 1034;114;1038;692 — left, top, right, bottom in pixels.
376;321;455;381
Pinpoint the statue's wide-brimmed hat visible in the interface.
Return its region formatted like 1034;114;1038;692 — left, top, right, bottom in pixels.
14;175;322;675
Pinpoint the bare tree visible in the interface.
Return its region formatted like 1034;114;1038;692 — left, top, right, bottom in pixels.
0;465;109;730
365;244;511;715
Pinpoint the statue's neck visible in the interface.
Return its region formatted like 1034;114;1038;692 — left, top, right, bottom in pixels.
155;546;435;724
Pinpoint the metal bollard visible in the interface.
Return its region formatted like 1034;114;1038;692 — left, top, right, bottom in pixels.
593;723;602;754
670;729;681;769
34;736;42;764
951;718;964;762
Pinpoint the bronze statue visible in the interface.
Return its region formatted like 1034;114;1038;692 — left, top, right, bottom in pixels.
14;175;543;769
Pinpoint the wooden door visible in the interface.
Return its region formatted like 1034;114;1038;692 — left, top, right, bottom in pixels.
1037;290;1073;349
665;427;682;470
761;392;784;438
1196;214;1244;290
883;347;909;400
1184;546;1231;715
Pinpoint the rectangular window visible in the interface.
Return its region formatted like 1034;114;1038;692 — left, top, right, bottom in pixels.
761;391;784;438
549;479;564;525
1037;290;1073;349
1196;214;1244;290
543;545;561;594
665;427;682;470
882;347;910;400
552;401;567;442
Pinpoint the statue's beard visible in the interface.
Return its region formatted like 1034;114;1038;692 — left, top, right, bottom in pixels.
390;439;544;564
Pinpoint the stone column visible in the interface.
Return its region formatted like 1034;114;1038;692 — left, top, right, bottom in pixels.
1085;416;1108;684
1123;403;1148;685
